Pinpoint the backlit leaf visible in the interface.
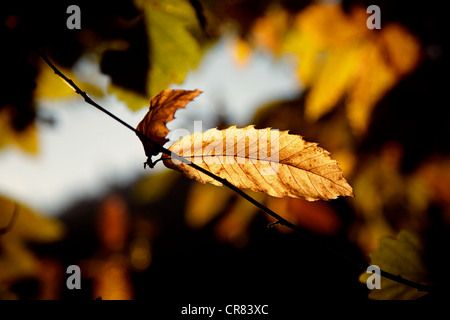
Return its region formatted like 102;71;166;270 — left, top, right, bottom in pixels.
163;125;354;201
136;89;202;157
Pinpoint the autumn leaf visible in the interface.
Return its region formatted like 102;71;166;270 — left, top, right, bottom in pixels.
162;125;354;201
136;89;202;158
359;230;431;300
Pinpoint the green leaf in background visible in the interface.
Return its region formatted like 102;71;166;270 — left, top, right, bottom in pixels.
136;0;207;97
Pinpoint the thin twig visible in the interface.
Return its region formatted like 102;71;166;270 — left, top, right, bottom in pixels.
35;49;434;293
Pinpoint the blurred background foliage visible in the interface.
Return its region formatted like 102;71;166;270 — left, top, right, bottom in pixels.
1;0;449;300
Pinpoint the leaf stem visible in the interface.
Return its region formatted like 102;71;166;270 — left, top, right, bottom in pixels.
35;49;434;294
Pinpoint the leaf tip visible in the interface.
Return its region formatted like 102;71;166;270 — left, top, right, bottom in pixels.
185;88;203;99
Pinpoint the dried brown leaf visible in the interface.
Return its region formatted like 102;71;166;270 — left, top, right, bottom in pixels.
163;125;354;201
136;89;202;157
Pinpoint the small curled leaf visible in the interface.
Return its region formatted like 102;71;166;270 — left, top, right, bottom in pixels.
136;89;202;158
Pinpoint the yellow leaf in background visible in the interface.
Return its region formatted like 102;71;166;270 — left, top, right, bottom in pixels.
279;4;327;87
347;24;420;133
214;190;264;247
379;24;421;75
282;29;321;88
359;230;431;300
282;3;369;121
305;48;359;121
351;146;429;254
132;170;179;204
0;240;37;284
251;7;289;54
163;125;354;201
331;149;356;179
0;108;38;154
295;4;368;50
34;62;75;99
0;195;64;283
346;41;395;132
185;180;265;246
231;37;252;66
185;182;233;229
0;196;63;245
281;3;420;133
107;83;150;112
